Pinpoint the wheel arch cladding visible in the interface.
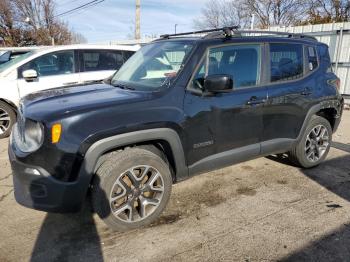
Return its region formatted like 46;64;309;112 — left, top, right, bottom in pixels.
296;100;341;141
316;107;338;130
0;99;17;114
77;128;188;199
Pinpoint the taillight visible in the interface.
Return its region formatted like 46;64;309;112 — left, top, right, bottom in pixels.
328;78;340;90
335;78;341;90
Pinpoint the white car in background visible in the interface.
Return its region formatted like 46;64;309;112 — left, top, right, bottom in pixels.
0;44;139;138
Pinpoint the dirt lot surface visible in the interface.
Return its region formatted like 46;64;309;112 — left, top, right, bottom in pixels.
0;111;350;262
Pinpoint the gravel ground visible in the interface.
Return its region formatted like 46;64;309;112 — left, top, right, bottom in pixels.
0;111;349;262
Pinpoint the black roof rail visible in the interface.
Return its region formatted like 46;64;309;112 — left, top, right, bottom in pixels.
159;26;239;39
228;30;318;41
158;27;318;42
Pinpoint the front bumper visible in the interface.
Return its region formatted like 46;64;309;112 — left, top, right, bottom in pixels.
9;137;86;213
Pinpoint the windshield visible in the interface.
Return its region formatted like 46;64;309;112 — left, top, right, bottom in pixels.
111;41;194;90
0;50;36;74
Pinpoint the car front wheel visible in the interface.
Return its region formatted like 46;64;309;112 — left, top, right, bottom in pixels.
91;147;172;231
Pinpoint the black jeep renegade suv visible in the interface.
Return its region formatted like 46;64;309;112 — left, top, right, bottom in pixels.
9;28;344;231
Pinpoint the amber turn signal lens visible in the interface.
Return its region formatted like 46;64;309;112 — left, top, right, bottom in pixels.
51;123;62;144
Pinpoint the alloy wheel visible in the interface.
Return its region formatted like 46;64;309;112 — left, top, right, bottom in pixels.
109;165;164;223
305;124;329;162
0;108;11;135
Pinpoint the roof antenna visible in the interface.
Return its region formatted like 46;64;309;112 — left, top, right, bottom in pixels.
223;26;240;38
223;27;232;37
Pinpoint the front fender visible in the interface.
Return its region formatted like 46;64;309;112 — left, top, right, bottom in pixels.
76;128;188;203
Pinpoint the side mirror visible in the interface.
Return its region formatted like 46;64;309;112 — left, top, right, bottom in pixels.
22;69;38;81
204;74;233;93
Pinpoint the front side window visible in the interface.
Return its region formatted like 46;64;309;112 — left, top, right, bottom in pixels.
19;51;75;77
270;43;303;82
111;41;194;90
191;44;261;90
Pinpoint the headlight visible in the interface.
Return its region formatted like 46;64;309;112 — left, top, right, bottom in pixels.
15;119;44;153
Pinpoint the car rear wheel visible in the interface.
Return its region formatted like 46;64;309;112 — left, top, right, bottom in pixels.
289;116;332;168
0;101;16;139
91;147;172;231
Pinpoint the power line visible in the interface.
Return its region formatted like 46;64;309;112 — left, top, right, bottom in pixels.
57;0;82;7
55;0;105;18
55;0;104;17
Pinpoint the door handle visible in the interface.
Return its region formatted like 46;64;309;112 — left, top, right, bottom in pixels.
300;88;312;96
300;90;312;96
246;96;266;105
63;82;78;86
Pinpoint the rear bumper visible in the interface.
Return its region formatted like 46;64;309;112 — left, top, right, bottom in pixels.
9;137;87;213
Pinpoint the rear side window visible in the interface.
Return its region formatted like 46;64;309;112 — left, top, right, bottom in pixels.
307;46;318;71
80;50;133;72
270;43;303;82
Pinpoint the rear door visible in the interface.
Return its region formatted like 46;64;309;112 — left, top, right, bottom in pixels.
262;42;316;152
78;49;134;84
17;50;79;97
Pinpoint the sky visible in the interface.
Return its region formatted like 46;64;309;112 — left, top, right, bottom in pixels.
56;0;206;43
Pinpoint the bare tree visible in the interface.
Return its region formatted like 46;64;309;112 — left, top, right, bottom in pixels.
0;0;23;46
301;0;350;24
71;32;87;44
193;0;250;29
244;0;307;28
0;0;86;46
194;0;308;30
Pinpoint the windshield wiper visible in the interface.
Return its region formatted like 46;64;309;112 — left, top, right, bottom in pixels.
112;83;135;90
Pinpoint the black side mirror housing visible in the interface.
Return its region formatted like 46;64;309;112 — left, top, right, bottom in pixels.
204;74;233;93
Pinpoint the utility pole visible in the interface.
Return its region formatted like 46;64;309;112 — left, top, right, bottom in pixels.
135;0;141;39
175;24;178;34
250;14;255;30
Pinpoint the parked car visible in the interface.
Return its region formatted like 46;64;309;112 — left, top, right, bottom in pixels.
0;44;139;138
9;28;344;231
0;47;40;65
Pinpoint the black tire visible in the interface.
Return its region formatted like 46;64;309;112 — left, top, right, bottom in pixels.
91;147;172;231
0;101;16;139
289;116;332;168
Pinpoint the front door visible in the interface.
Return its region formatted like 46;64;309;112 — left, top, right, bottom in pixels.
184;43;267;172
17;50;80;98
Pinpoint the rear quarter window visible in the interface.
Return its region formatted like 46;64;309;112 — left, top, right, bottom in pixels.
306;46;318;72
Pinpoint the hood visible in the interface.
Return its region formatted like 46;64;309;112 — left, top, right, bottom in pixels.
22;83;151;121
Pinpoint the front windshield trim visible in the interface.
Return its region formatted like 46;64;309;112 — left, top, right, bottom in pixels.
111;40;195;91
